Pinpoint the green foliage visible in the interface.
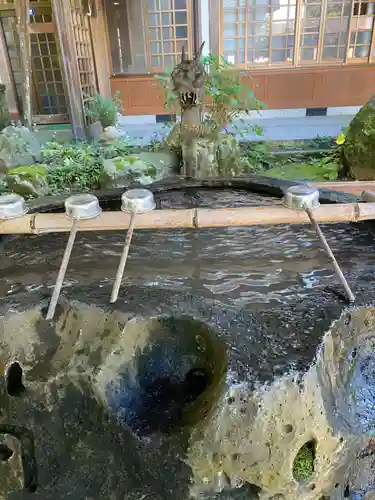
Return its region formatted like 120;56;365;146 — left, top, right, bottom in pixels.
38;137;133;194
244;142;275;170
46;162;103;194
292;442;315;482
8;164;47;180
263;160;339;181
342;98;375;179
84;91;123;128
317;154;340;180
246;140;340;180
310;135;336;149
202;55;264;132
154;74;179;114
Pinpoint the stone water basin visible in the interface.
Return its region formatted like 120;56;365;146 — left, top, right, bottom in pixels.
0;184;375;500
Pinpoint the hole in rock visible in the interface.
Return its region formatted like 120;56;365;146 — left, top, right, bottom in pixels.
6;362;26;397
292;440;316;482
284;424;293;434
104;316;227;435
248;484;262;496
344;485;350;497
214;482;262;499
0;443;13;461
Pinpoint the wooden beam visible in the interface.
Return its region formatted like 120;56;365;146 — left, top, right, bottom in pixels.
28;22;55;34
89;0;111;98
293;0;303;66
317;0;328;63
15;0;32;129
313;181;375;195
51;0;85;139
0;203;374;235
0;1;51;11
344;0;355;63
0;17;21;117
369;12;375;63
32;113;70;124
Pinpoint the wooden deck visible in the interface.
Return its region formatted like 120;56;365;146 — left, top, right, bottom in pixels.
312;181;375;196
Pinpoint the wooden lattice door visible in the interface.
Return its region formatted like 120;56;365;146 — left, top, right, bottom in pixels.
0;0;70;123
69;0;97;110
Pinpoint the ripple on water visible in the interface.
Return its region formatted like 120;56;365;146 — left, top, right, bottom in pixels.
0;189;374;308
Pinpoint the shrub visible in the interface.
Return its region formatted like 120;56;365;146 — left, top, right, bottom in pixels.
84;91;123;128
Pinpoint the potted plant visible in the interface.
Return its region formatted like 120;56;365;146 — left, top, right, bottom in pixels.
85;92;123;139
97;91;122;129
85;94;103;139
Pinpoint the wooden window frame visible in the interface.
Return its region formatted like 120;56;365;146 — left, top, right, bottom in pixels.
216;0;375;69
104;0;198;76
145;0;194;73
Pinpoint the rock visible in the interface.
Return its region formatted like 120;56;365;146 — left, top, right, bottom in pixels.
99;152;178;189
6;164;48;198
217;134;251;176
100;126;121;142
192;135;250;179
1;290;375;499
0;126;41;172
195;137;220;178
342;95;375;180
165;126;250;179
99;155;170;189
164;123;182;152
188;306;375;499
87;121;103;140
139;151;179;173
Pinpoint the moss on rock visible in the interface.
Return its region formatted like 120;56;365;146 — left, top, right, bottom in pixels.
292;441;316;482
6;164;48;197
342;95;375;180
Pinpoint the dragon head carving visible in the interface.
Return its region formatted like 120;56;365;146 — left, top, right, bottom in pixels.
171;42;206;109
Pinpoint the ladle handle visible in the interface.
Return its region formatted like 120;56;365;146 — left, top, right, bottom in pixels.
110;210;137;304
46;219;78;320
305;207;355;303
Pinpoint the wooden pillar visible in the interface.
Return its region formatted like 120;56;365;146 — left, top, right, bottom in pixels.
52;0;85;139
0;19;20;119
15;0;32;129
89;0;111;98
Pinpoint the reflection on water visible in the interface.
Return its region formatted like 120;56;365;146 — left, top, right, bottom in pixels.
0;189;373;309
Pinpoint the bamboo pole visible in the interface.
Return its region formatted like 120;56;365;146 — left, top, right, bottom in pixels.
0;203;375;235
110;210;137;303
305;207;355;303
45;219;78;320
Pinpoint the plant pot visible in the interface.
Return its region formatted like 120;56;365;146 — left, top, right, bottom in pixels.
87;121;103;139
